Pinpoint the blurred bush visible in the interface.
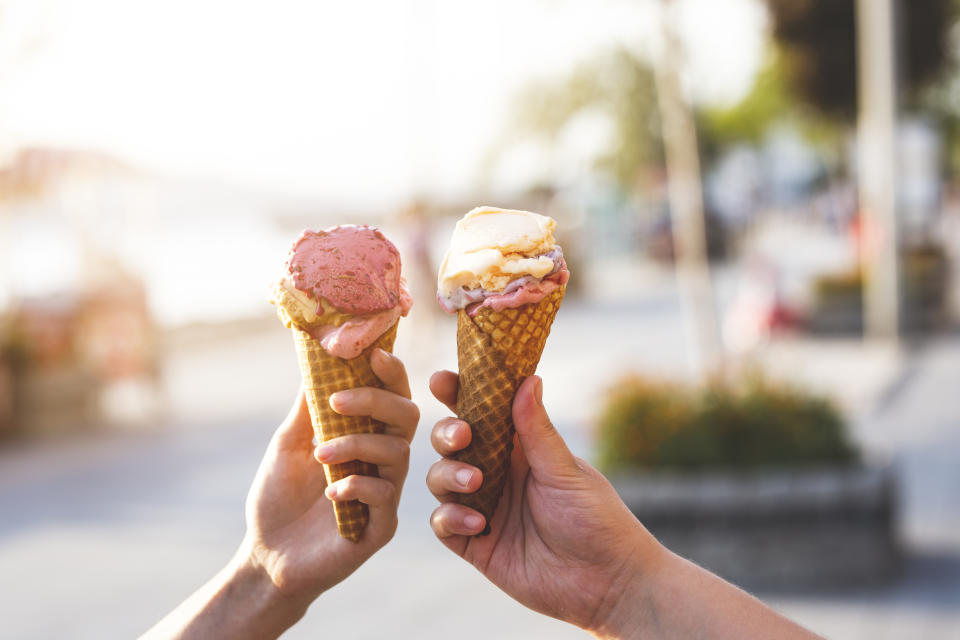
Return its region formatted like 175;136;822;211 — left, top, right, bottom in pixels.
809;243;950;334
596;374;857;472
0;319;29;439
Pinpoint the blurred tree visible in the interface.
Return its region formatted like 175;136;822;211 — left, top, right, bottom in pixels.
505;1;958;188
510;47;663;189
700;51;794;147
917;0;960;174
699;50;842;160
767;0;953;119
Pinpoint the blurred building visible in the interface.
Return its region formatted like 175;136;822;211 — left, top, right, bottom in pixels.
0;148;160;436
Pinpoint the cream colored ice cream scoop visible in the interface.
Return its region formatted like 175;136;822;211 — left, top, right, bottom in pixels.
437;206;559;297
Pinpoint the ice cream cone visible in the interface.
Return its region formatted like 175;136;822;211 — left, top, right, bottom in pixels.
270;224;412;543
290;321;398;542
453;285;565;533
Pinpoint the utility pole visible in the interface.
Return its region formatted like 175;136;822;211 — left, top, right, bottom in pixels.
856;0;901;341
654;0;723;378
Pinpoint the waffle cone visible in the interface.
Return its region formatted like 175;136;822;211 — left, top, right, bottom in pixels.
289;323;397;542
272;280;399;542
454;286;565;534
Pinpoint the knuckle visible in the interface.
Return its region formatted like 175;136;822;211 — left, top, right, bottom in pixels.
426;460;448;488
429;507;445;532
534;415;556;434
430;506;456;537
394;438;411;464
382;513;399;542
380;348;400;368
379;478;398;504
409;402;421;426
338;474;358;493
329;436;353;459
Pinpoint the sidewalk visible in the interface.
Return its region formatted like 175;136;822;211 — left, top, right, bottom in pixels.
769;336;960;639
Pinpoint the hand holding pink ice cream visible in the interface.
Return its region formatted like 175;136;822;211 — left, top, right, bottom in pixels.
269;223;414;543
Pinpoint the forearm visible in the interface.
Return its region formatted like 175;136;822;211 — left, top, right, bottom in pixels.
597;547;822;640
140;543;310;640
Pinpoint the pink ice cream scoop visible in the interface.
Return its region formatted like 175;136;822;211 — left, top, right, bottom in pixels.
282;224;412;359
288;225;403;315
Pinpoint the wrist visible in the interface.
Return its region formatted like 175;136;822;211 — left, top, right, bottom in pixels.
141;539;313;640
217;541;313;639
588;529;671;640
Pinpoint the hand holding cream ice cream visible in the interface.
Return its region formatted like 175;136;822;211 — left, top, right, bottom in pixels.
436;206;567;534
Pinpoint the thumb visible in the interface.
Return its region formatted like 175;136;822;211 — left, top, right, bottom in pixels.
272;386;316;451
512;376;579;477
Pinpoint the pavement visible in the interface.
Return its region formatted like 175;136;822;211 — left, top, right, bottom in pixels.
1;278;959;638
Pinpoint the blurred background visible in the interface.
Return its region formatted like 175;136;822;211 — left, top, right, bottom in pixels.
1;0;959;637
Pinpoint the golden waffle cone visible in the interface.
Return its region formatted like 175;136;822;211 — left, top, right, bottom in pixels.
290;323;397;542
454;285;565;534
272;282;398;543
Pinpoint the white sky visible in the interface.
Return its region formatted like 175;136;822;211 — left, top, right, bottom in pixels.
0;0;767;207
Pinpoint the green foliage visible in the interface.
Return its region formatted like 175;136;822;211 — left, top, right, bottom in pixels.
510;47;663;188
700;52;794;147
507;46;843;189
504;1;960;190
698;50;843;158
596;375;857;473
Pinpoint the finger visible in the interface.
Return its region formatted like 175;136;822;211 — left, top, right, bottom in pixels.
430;417;472;456
315;434;410;486
272;386;315;451
430;503;486;539
326;475;399;541
329;388;420;441
429;370;458;413
370;348;411;399
426;458;482;501
512;376;580;478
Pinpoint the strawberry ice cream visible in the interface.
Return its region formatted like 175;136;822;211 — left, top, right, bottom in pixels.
272;225;412;359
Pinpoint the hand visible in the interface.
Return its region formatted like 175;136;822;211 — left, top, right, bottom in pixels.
426;372;663;636
427;372;824;640
142;349;419;640
244;348;419;601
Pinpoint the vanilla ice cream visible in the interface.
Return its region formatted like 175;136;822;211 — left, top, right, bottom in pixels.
437;206;568;315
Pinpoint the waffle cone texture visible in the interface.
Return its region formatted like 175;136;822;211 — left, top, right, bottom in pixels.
454;286;565;534
273;284;397;542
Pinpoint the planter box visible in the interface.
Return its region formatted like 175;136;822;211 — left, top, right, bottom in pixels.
610;461;900;589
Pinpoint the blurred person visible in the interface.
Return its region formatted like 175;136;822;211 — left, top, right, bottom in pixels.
141;349;419;639
427;372;822;640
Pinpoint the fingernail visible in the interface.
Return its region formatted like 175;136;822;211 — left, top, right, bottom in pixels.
534;377;543;407
444;421;461;442
455;468;474;488
325;484;338;499
463;514;483;531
